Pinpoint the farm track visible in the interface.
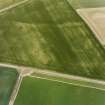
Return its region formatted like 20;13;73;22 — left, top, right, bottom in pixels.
9;74;23;105
1;63;105;91
1;62;105;105
29;75;105;91
0;0;29;14
68;0;105;9
77;8;105;45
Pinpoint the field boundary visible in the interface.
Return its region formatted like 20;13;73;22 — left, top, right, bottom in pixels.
9;73;23;105
29;75;105;91
1;62;105;105
1;63;105;91
77;9;101;41
0;0;29;14
77;8;104;45
77;7;105;11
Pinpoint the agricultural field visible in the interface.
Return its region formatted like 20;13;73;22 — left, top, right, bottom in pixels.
14;76;105;105
69;0;105;9
0;0;105;79
0;67;18;105
77;7;105;46
1;0;105;105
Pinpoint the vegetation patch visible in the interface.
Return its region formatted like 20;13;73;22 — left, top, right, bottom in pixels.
14;76;105;105
0;67;18;105
0;0;105;79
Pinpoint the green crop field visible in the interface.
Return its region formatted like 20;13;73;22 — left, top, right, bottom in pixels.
69;0;105;9
0;67;18;105
0;0;105;79
14;76;105;105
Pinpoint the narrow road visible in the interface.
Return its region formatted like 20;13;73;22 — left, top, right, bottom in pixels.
0;0;29;14
9;74;23;105
1;62;105;105
1;62;105;86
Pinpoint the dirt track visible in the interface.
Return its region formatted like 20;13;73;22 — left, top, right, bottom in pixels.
77;7;105;45
1;62;105;105
0;0;29;14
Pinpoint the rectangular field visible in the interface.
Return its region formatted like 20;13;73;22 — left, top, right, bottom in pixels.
0;0;105;79
14;76;105;105
0;67;19;105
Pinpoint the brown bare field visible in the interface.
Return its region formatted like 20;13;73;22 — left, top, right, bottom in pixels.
77;7;105;45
